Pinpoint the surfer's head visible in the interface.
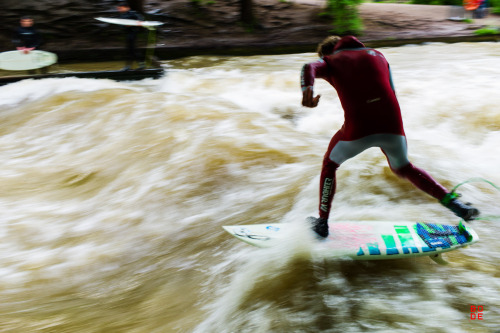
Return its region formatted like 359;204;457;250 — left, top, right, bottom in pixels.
116;1;131;12
20;16;34;28
316;36;341;58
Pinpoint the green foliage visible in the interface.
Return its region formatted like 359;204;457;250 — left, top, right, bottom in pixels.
324;0;364;35
474;26;500;35
491;0;500;14
190;0;215;5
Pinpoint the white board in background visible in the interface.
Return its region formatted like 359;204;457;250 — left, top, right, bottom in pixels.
0;50;57;71
95;17;163;27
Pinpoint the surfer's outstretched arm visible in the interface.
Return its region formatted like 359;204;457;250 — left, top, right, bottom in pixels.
300;60;328;108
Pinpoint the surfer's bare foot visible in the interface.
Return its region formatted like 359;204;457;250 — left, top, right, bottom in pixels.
307;216;329;238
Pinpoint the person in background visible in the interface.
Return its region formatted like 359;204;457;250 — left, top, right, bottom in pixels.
475;0;489;18
301;35;480;238
12;16;42;54
116;1;145;70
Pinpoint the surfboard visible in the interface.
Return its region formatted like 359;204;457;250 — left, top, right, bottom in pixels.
0;50;57;71
95;17;163;27
222;220;479;264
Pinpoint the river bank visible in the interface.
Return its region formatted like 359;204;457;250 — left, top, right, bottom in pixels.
3;2;499;64
53;2;500;62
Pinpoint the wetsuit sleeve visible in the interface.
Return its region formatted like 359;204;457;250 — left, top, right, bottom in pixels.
12;28;23;47
301;59;329;92
124;10;144;21
32;29;42;48
132;11;145;21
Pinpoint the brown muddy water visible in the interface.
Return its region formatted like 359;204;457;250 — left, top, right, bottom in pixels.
0;42;499;332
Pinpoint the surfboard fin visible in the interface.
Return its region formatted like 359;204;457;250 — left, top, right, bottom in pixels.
429;253;449;265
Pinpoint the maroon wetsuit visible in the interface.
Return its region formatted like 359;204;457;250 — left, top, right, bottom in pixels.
302;36;404;140
301;36;448;220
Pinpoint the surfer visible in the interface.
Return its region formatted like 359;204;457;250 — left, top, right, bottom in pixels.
12;16;42;54
301;36;480;237
116;1;145;70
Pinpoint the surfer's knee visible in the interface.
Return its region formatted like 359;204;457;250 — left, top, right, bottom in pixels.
392;162;413;179
322;156;340;171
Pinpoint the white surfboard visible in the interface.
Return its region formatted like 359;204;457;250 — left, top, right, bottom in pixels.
0;50;57;71
223;220;478;264
95;17;163;27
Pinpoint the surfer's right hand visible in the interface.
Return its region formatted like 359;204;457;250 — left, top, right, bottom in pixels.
302;87;321;108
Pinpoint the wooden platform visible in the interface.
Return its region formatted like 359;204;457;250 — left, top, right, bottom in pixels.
0;68;165;86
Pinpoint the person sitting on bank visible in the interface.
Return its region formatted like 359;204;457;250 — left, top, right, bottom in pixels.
12;16;43;54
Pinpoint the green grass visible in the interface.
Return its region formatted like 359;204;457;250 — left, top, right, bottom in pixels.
474;26;500;35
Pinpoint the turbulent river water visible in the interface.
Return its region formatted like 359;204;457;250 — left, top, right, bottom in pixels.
0;42;499;333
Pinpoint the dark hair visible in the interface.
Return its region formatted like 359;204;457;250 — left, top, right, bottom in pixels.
21;16;33;20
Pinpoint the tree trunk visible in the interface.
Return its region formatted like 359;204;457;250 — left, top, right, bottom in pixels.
240;0;254;25
128;0;144;14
